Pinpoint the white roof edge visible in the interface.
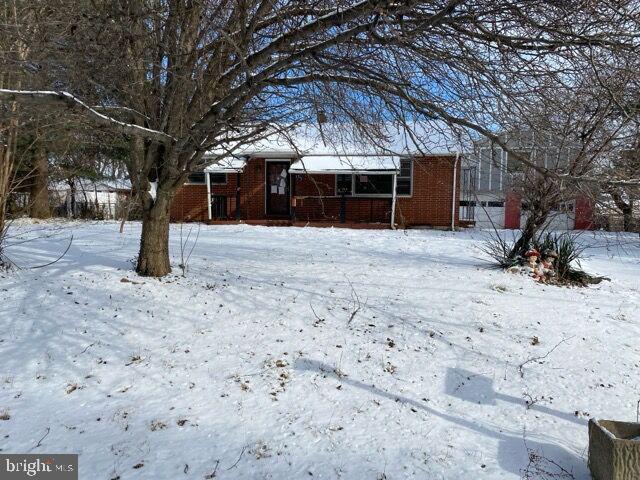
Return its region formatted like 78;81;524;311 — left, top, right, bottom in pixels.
204;157;247;173
243;151;459;158
207;168;244;173
289;155;401;175
289;168;399;174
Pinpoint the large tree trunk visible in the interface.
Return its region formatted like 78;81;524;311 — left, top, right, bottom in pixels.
136;194;172;277
29;142;50;219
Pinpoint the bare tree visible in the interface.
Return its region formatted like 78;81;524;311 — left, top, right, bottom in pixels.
1;1;638;276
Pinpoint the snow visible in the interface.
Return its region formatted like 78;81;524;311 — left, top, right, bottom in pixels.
206;122;465;161
1;221;639;479
289;155;400;174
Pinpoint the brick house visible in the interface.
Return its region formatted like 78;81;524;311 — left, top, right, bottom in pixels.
170;129;462;228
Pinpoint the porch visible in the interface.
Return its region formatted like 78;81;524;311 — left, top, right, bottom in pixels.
202;155;401;228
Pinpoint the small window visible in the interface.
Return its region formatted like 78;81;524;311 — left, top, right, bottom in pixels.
355;174;393;195
209;173;227;185
487;201;504;208
396;159;412;195
459;200;477;207
336;174;352;195
187;172;206;184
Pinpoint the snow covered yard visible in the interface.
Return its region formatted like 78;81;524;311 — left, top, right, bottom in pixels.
1;221;639;479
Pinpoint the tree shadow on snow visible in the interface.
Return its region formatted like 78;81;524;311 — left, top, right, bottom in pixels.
445;367;585;426
295;358;589;479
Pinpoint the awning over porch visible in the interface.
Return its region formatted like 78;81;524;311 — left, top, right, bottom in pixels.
204;157;247;173
289;155;400;175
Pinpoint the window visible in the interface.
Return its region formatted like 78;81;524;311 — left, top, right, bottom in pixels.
209;173;227;185
487;201;504;208
354;174;393;195
396;158;412;195
336;164;411;197
187;172;206;184
336;174;352;195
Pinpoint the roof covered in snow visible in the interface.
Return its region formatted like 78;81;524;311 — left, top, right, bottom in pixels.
289;155;400;174
204;123;466;167
204;157;247;173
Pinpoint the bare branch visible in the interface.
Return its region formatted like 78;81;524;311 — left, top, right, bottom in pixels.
0;89;174;144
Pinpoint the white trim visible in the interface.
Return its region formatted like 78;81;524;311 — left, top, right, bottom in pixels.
296;169;397;175
206;171;212;220
391;172;397;230
203;157;247;173
451;153;459;231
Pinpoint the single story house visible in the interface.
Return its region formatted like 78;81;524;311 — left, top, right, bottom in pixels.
170;126;463;228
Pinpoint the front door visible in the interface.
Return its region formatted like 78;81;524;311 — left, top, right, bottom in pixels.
266;161;290;216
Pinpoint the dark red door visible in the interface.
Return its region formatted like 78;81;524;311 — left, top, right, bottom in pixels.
266;161;290;216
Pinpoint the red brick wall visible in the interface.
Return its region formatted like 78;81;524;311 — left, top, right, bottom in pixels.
240;157;267;219
170;170;246;221
396;156;460;227
294;197;391;223
210;173;238;196
170;184;208;222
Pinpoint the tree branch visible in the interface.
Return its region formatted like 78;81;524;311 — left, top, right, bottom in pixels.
0;89;174;144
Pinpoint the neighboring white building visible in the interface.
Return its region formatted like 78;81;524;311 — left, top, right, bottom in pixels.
51;178;132;219
460;133;588;230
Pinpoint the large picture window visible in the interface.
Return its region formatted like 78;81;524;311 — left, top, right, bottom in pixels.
334;160;413;197
354;174;393;195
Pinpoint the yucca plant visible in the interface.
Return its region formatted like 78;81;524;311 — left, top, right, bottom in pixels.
484;229;604;286
533;232;600;285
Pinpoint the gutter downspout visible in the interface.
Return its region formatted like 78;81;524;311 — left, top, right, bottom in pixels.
451;152;459;231
390;171;397;230
206;172;211;221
